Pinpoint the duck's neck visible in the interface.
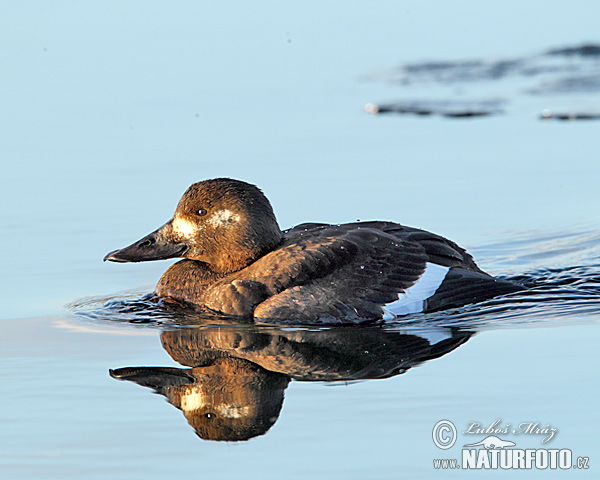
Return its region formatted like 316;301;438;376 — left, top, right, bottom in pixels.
208;229;283;274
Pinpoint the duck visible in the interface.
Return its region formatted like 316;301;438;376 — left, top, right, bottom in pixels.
104;178;523;325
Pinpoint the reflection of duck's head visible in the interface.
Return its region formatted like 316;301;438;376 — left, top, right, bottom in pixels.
110;357;289;441
104;179;282;273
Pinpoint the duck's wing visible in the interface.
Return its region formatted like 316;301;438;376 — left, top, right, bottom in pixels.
359;221;483;272
288;221;482;271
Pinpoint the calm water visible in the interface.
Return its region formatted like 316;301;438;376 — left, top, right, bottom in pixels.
2;2;600;479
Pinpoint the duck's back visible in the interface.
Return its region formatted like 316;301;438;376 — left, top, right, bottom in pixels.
290;221;483;271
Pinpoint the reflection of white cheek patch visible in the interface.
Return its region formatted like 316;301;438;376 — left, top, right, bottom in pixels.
180;387;206;412
215;404;251;419
173;217;198;238
208;209;240;227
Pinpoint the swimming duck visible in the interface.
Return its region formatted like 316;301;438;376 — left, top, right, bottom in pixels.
104;178;522;324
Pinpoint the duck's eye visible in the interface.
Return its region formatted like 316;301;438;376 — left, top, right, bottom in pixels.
196;208;208;217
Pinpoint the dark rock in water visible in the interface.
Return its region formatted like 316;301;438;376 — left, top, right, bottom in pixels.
365;99;505;119
546;44;600;57
540;109;600;121
443;111;492;118
396;58;524;84
369;43;600;87
527;74;600;95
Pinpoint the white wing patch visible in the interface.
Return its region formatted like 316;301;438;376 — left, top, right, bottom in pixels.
382;263;450;319
208;209;240;227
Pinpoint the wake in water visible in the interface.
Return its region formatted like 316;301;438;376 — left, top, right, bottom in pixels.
69;229;600;332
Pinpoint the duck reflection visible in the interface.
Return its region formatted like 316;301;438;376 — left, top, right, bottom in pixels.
110;325;472;441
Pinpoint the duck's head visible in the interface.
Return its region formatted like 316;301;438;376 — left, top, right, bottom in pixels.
104;178;282;273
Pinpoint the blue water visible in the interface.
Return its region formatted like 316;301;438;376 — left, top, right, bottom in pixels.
2;2;600;478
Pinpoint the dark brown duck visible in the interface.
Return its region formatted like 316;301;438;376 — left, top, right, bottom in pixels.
104;178;522;324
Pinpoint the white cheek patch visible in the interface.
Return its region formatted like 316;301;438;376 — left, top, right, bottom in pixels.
180;387;207;412
172;217;198;238
208;209;240;227
382;262;450;319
